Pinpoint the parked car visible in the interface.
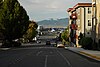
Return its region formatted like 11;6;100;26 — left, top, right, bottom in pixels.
36;40;41;43
46;40;51;45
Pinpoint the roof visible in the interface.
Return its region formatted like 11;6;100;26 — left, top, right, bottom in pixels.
67;3;92;12
67;8;73;12
73;3;92;9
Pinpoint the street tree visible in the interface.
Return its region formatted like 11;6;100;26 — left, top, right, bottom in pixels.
0;0;29;47
0;0;3;30
0;0;3;8
61;27;69;45
24;21;38;42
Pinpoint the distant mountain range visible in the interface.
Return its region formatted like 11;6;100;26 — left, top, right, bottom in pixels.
37;18;68;28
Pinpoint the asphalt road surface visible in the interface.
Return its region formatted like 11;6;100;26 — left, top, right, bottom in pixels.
0;31;100;67
0;46;100;67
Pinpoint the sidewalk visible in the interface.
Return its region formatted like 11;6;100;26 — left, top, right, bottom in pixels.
65;47;100;62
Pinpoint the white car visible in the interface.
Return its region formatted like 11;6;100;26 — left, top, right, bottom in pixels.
57;42;65;48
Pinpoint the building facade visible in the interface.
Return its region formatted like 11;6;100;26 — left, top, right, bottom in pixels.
96;0;100;45
92;0;100;46
67;3;93;47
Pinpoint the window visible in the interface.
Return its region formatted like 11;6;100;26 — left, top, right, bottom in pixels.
88;20;91;26
88;8;91;14
87;32;90;34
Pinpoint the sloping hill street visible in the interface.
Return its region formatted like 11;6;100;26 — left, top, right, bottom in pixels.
0;31;100;67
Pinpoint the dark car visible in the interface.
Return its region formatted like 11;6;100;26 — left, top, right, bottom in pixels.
46;40;51;45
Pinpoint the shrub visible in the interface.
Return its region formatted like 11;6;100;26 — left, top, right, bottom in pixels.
80;37;93;49
12;41;21;47
78;33;83;45
92;42;98;50
1;40;21;47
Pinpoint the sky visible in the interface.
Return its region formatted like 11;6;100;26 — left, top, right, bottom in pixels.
18;0;92;21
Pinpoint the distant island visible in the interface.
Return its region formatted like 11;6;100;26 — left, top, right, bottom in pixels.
37;18;68;28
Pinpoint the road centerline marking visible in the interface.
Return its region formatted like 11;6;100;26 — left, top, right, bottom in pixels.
45;55;48;67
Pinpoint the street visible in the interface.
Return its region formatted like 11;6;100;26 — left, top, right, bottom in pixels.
0;30;100;67
0;46;100;67
0;0;100;67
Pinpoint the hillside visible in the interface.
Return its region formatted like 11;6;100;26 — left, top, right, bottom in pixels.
37;18;68;28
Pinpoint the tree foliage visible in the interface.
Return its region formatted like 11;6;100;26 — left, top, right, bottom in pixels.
0;0;3;30
24;21;38;41
61;27;69;42
0;0;29;41
0;0;3;7
0;0;29;47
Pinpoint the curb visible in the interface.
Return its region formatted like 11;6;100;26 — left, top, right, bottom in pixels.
79;51;100;61
65;48;100;62
0;48;10;51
